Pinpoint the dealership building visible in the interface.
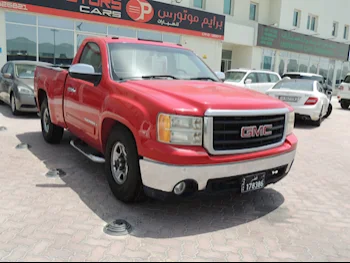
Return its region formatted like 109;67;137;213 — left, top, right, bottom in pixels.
1;0;350;89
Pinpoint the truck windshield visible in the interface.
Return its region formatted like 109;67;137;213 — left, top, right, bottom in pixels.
108;43;219;82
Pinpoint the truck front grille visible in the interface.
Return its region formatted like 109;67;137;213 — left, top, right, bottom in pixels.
204;109;288;155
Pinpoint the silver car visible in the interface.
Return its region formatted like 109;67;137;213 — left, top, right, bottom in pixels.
0;61;51;115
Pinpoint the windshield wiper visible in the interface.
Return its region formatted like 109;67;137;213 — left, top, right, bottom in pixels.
141;75;178;80
189;77;217;82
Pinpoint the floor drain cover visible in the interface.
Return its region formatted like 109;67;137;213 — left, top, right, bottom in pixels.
104;220;132;236
45;169;66;178
16;143;31;149
0;126;7;131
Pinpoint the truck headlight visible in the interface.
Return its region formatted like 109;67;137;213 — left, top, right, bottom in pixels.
157;113;203;145
18;86;33;95
286;111;295;135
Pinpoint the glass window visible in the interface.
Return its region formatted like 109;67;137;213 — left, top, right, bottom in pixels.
287;59;299;72
163;34;181;44
222;50;233;60
263;56;273;70
250;3;258;21
224;0;233;15
6;24;37;61
15;64;37;79
246;73;258;83
38;16;74;30
76;21;107;34
344;75;350;83
332;22;339;37
108;43;218;81
1;64;9;74
193;0;204;8
138;30;162;41
268;74;280;83
80;43;102;73
317;83;324;93
108;26;137;38
293;10;300;27
307;15;317;31
257;73;269;83
273;80;314;91
39;28;74;65
225;71;247;83
77;35;104;51
5;12;36;25
6;63;14;75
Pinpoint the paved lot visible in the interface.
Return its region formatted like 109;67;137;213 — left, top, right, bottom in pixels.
0;99;350;262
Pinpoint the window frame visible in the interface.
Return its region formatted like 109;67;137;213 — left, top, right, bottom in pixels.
332;21;339;37
249;2;258;21
193;0;205;9
344;25;349;40
307;14;318;32
256;73;269;83
1;63;9;74
246;72;258;83
293;9;301;28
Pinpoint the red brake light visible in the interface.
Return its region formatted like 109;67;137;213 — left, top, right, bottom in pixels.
305;97;318;105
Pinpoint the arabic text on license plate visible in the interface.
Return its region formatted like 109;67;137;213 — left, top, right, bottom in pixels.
241;173;266;194
279;96;299;102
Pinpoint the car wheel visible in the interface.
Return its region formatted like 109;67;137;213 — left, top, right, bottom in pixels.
40;98;64;144
311;108;323;127
325;104;333;118
341;102;350;109
105;125;144;203
10;93;20;116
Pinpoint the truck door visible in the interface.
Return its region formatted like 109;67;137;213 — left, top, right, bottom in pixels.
64;42;106;148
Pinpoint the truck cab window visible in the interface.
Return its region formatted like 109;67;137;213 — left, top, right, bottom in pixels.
79;42;102;73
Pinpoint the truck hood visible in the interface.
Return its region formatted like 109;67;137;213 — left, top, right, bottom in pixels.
125;80;290;114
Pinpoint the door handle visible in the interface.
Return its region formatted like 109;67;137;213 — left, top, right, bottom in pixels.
67;87;76;93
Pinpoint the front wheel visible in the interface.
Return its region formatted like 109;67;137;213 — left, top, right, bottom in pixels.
341;102;350;109
105;126;144;203
10;93;20;116
40;98;64;144
325;104;333;118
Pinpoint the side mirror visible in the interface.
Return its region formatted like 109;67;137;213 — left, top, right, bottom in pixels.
245;79;253;84
215;71;226;82
68;64;101;85
3;73;12;79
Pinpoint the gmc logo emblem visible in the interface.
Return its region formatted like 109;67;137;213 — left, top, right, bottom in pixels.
241;125;273;138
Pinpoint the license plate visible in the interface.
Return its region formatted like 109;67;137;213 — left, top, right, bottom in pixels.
241;173;266;193
279;96;299;102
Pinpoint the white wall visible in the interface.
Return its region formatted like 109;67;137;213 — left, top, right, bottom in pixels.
230;45;253;69
0;10;6;68
182;35;222;71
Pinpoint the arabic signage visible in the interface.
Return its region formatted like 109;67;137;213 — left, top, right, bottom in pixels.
0;0;225;40
257;24;350;61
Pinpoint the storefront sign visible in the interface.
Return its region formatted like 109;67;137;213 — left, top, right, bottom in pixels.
1;0;225;40
257;24;350;61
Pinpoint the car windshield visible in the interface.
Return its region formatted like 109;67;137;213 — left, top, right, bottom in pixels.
283;74;324;84
15;64;37;79
108;43;219;82
225;71;246;82
273;80;314;91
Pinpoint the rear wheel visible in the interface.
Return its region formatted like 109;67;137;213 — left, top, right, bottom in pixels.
311;107;323;127
10;93;20;116
341;102;350;109
325;104;333;118
105;125;144;203
40;98;64;144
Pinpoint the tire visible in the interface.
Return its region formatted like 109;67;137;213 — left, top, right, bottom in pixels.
311;108;323;127
341;102;350;109
10;93;20;116
105;125;144;203
40;98;64;144
325;103;333;118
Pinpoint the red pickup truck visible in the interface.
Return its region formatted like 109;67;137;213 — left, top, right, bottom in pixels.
34;37;297;203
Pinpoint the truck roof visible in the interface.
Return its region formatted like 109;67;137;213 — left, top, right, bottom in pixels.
85;36;188;50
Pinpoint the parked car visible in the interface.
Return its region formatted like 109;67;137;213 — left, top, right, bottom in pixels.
266;79;332;126
34;37;297;203
281;72;332;92
338;73;350;109
224;69;282;93
0;61;51;115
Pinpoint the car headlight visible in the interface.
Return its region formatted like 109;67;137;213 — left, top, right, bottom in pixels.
18;86;33;95
286;111;295;135
157;113;203;145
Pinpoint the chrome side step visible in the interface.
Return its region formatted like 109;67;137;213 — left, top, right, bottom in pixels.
70;139;105;164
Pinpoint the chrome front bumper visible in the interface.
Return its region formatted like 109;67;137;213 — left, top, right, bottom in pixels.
140;149;296;193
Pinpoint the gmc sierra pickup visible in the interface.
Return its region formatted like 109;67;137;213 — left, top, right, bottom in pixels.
34;37;298;203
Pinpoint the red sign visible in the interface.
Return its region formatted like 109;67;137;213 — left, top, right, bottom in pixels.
126;0;154;23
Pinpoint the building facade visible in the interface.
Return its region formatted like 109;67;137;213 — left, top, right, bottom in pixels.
1;0;350;89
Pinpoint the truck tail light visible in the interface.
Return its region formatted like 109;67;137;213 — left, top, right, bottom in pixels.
305;97;318;105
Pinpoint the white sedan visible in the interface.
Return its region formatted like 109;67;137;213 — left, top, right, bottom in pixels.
266;79;332;126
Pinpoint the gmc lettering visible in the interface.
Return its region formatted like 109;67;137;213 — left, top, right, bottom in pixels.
241;125;273;138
